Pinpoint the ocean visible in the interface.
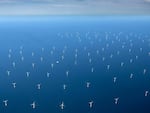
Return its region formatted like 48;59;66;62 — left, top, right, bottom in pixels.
0;16;150;113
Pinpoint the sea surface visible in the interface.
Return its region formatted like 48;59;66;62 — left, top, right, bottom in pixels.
0;16;150;113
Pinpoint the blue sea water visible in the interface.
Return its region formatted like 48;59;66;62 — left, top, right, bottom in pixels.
0;16;150;113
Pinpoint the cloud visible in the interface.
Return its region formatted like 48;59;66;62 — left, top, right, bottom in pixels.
144;0;150;2
0;0;150;15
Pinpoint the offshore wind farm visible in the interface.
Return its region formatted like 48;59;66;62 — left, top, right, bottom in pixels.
0;0;150;113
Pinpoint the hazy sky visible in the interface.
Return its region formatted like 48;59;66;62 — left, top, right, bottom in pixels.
0;0;150;15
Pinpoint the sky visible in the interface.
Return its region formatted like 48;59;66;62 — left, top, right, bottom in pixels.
0;0;150;15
